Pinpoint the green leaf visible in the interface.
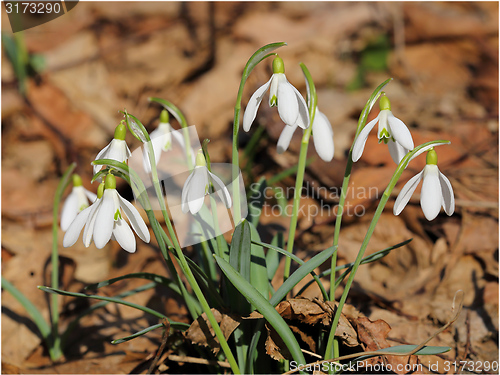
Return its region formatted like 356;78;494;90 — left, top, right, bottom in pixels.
353;77;392;142
228;220;252;314
85;272;200;310
112;323;164;344
38;286;186;330
270;245;336;305
61;282;160;346
214;255;307;367
296;239;413;295
248;178;267;227
242;42;287;80
266;232;283;284
2;277;51;343
355;345;451;363
123;111;150;143
148;97;189;129
249;221;268;300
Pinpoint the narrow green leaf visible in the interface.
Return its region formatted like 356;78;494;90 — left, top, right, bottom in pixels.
2;277;51;341
249;222;268;300
243;42;287;80
38;286;189;329
112;323;164;344
248;177;267;227
266;232;283;283
354;77;392;141
148;97;188;129
297;239;412;296
84;272;200;310
214;255;307;367
375;345;451;355
270;245;336;305
123;111;150;143
228;220;252;314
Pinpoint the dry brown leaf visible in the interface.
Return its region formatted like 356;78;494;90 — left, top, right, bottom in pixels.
184;309;240;354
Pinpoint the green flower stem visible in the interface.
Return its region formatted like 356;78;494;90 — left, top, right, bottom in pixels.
324;140;450;362
284;62;317;280
49;162;76;360
325;78;393;362
232;42;287;225
141;124;240;374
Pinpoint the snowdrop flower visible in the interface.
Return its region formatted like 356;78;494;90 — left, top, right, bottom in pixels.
352;94;414;164
143;110;190;173
277;107;334;162
243;56;309;132
61;174;97;231
63;174;150;253
181;150;232;214
93;122;132;175
394;149;454;221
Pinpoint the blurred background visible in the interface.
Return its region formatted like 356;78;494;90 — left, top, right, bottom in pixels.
2;2;498;373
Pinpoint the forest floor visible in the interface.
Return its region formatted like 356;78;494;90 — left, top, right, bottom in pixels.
2;2;498;374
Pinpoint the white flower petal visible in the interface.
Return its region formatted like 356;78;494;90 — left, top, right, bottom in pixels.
352;116;379;162
84;189;98;203
387;139;409;164
63;205;92;247
93;190;116;248
312;109;334;162
181;170;195;213
393;170;424;216
107;139;131;163
113;219;136;253
277;123;298;154
291;84;309;129
93;143;111;174
82;199;102;247
420;165;442;221
185;167;209;214
61;191;79;231
243;77;272;132
438;170;455;216
118;194;150;243
208;171;232;209
277;77;299;126
171;128;186;149
387;112;414;150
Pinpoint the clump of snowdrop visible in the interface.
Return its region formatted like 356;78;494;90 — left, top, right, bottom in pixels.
394;148;454;221
352;93;414;164
63;174;150;253
60;174;97;231
93;121;132;175
181;149;232;215
243;56;309;132
277;107;334;162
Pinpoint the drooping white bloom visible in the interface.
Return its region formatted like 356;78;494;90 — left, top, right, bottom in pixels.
181;150;232;214
277;107;334;162
61;174;97;231
243;56;309;132
143;110;191;173
393;149;454;221
63;175;150;253
352;94;414;164
93;122;132;175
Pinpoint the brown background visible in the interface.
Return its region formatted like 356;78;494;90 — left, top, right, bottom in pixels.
2;2;498;374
